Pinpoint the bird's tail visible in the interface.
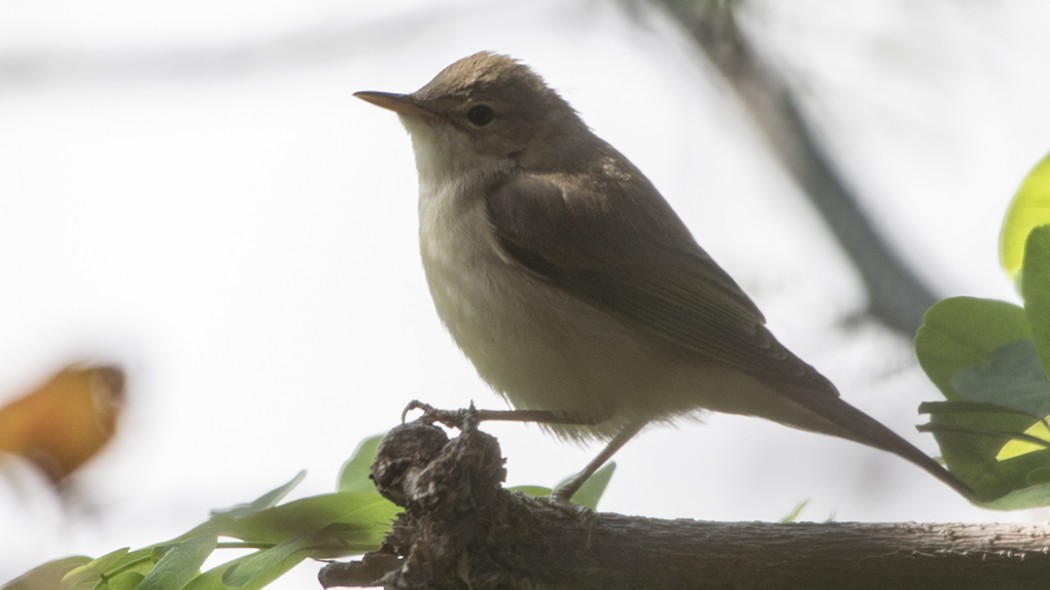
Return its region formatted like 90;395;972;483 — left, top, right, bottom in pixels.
776;384;974;500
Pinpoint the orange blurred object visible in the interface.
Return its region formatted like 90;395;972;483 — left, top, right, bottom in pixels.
0;364;125;483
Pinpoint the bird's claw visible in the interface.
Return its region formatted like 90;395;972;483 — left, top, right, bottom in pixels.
401;400;480;432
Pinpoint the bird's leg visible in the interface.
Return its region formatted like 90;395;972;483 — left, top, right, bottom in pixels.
551;421;645;503
402;399;599;429
401;399;469;427
401;400;642;504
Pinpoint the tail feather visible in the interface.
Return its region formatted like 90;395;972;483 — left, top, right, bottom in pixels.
776;384;974;500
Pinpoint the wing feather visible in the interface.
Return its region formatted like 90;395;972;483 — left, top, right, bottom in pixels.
484;165;837;397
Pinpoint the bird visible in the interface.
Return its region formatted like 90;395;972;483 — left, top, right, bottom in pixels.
0;364;125;485
354;51;973;502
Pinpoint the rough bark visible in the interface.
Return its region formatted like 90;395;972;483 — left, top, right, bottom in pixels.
319;423;1050;590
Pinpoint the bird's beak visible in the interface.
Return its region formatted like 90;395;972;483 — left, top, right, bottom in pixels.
354;91;437;120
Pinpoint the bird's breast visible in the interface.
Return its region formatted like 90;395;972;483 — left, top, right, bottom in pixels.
416;178;688;439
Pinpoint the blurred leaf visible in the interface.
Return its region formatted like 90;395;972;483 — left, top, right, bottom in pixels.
0;364;125;482
61;547;133;589
61;546;156;589
220;536;314;589
7;448;403;590
1001;152;1050;279
186;492;400;589
337;433;383;493
920;401;1050;504
915;297;1030;400
779;499;811;523
195;491;398;554
1023;225;1050;373
0;556;90;590
997;418;1050;461
104;571;146;590
510;464;621;509
211;471;306;518
183;554;261;590
511;465;617;509
507;485;552;498
137;535;216;590
950;340;1050;416
560;463;616;510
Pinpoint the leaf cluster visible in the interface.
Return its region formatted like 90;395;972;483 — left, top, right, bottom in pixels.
5;436;398;590
4;433;614;590
916;153;1050;508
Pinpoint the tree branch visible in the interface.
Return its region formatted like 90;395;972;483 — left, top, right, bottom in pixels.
319;423;1050;590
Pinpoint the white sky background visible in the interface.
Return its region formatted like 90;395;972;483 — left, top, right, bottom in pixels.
2;0;1049;585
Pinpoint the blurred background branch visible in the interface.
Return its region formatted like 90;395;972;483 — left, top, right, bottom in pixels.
653;0;938;336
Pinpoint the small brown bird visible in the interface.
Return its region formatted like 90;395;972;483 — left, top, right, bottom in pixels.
356;52;972;501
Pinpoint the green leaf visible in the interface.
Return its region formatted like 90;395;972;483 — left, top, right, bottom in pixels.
559;463;616;510
915;297;1030;400
61;548;135;590
974;482;1050;510
104;572;146;590
920;401;1050;503
950;340;1050;416
12;463;402;590
1023;225;1050;374
513;465;620;509
0;556;91;590
185;494;400;589
137;535;217;590
1001;152;1050;279
997;418;1050;460
201;492;398;554
779;499;811;523
507;485;552;497
220;536;314;589
62;546;168;590
211;471;306;518
182;554;264;590
337;433;384;493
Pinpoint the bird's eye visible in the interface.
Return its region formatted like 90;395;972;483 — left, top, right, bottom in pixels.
466;104;495;127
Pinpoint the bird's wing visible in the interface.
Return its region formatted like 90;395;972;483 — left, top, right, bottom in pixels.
484;166;838;397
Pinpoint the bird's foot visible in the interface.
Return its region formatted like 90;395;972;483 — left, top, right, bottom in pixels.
401;399;480;432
